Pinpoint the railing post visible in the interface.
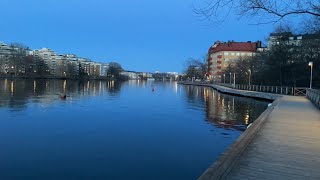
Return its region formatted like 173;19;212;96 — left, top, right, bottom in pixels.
286;87;288;94
292;87;294;95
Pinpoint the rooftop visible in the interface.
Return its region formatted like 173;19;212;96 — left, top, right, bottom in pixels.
209;41;258;53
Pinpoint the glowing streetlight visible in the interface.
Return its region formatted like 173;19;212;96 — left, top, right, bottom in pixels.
309;61;313;89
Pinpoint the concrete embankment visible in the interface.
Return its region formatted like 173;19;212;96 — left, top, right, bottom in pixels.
178;82;320;180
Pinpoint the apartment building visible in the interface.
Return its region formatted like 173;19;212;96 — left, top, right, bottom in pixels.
0;42;13;74
268;32;320;48
0;42;28;75
207;41;261;82
1;41;114;78
100;63;109;77
120;71;138;79
31;48;65;76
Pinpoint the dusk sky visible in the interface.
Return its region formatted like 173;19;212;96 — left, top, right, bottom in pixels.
0;0;277;73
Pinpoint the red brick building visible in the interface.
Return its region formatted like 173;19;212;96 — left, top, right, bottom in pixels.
207;41;261;82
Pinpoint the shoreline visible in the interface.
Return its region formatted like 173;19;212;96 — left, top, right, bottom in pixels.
0;76;118;81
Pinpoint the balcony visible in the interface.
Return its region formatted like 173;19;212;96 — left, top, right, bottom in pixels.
217;66;222;69
217;55;222;58
217;60;222;64
216;71;222;75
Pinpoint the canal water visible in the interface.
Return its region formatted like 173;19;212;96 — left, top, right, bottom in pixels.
0;79;269;179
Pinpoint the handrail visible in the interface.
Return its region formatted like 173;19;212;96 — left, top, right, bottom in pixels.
307;89;320;109
215;83;308;96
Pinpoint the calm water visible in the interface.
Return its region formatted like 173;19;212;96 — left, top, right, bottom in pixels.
0;79;269;179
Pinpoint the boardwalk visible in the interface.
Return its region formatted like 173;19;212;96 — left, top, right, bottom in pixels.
178;82;320;179
224;96;320;180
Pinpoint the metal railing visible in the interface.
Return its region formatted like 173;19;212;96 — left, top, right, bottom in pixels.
307;89;320;109
218;83;308;96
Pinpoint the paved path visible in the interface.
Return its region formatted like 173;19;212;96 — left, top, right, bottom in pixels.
224;96;320;180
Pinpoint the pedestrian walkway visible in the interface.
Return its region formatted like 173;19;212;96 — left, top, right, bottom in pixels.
224;96;320;180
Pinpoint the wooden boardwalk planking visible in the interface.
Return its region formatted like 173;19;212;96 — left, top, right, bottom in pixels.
224;96;320;180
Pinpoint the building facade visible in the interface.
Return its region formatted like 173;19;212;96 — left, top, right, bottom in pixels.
207;41;261;82
0;42;28;75
99;63;109;77
120;71;138;79
268;32;320;48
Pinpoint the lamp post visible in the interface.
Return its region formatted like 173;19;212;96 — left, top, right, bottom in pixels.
233;73;236;88
223;74;225;84
309;61;313;89
248;69;251;86
229;72;232;84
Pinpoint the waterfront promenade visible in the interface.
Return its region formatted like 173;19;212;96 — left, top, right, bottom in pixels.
224;95;320;180
178;83;320;179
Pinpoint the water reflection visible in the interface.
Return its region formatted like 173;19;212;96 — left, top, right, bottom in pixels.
0;78;123;111
183;85;269;131
0;80;269;179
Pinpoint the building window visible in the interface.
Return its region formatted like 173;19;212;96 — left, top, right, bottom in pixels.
297;36;302;40
241;52;245;56
224;52;229;56
289;37;294;40
247;53;252;56
225;58;229;62
236;52;240;56
231;52;235;56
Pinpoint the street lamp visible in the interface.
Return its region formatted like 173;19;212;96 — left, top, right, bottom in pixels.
309;61;313;89
248;69;251;86
233;73;236;88
223;74;225;84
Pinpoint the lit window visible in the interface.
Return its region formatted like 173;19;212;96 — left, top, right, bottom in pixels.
247;53;252;56
297;36;302;40
241;53;245;56
231;52;235;56
224;52;229;56
236;52;240;56
225;58;229;62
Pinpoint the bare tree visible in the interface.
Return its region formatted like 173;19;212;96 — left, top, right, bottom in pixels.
194;0;320;24
184;58;207;80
